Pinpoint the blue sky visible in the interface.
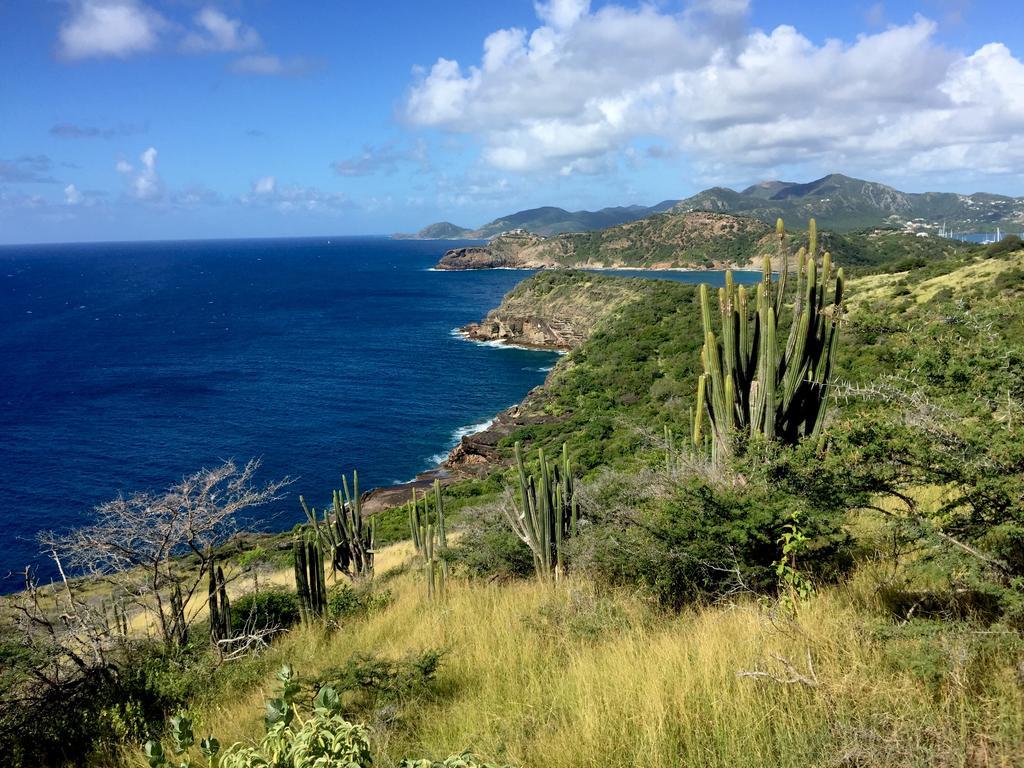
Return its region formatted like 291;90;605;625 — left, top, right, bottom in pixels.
1;0;1022;244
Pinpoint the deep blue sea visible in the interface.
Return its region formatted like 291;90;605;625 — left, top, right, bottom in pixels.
0;236;751;588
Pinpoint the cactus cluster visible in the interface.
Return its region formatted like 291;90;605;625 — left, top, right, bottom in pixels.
301;471;375;581
694;218;844;457
208;556;232;643
408;480;448;601
293;535;327;622
507;442;578;582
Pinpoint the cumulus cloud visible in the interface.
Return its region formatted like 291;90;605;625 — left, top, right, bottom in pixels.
64;184;83;205
59;0;164;60
117;146;163;200
241;176;351;214
405;1;1024;180
181;7;261;53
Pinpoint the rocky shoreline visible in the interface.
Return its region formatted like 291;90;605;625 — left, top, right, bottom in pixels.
361;275;600;511
361;386;559;513
361;268;652;513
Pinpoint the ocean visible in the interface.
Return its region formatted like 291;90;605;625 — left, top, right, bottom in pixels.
0;237;752;588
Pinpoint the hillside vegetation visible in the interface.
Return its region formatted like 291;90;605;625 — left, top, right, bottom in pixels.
410;173;1024;239
4;232;1024;768
437;210;975;272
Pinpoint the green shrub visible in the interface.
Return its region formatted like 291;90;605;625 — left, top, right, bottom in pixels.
0;638;215;768
450;502;535;580
325;582;392;621
993;267;1024;292
569;459;854;609
315;650;444;718
230;587;300;634
984;234;1023;258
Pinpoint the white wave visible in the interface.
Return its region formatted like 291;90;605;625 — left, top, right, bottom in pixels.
450;327;567;354
425;416;496;467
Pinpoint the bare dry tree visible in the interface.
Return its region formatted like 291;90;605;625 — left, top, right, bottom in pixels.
38;458;289;648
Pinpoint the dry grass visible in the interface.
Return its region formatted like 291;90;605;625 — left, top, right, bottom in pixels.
161;541;1024;768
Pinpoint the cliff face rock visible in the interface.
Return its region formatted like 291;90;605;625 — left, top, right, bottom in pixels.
446;399;560;471
436;246;526;270
436;231;558;270
457;269;647;351
461;315;584;350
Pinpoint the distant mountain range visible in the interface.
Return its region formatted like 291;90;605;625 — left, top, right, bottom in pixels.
394;201;680;240
398;174;1024;239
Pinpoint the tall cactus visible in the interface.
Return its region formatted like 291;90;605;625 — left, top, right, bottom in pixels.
695;218;844;457
506;441;578;582
168;582;188;647
409;483;447;601
301;470;376;581
293;534;326;622
207;556;232;643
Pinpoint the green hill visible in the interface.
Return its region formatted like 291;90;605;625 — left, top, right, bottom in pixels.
678;173;1024;232
437;208;974;271
408;174;1024;240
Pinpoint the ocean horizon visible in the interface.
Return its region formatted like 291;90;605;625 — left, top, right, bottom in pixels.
0;235;752;589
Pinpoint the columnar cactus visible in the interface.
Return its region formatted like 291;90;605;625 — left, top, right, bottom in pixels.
301;471;376;581
293;535;327;622
409;483;447;601
207;556;232;643
695;218;844;457
506;441;578;582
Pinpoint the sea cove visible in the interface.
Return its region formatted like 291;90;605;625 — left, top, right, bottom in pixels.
0;236;749;585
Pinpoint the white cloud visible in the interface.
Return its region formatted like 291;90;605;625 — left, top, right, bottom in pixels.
59;0;164;60
534;0;590;30
117;146;162;200
405;2;1024;181
241;177;350;214
64;183;83;205
181;8;261;53
253;175;276;195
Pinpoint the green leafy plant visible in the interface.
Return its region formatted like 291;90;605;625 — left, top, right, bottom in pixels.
143;664;504;768
774;510;815;613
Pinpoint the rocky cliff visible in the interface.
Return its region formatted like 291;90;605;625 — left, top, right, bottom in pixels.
457;269;648;350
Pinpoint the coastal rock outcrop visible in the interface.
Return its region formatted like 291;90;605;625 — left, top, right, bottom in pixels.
457;269;647;350
436;246;524;270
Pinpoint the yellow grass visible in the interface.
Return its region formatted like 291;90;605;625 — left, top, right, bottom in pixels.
152;541;1024;768
846;248;1024;309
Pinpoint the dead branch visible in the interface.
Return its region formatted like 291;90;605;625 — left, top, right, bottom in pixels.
738;649;820;687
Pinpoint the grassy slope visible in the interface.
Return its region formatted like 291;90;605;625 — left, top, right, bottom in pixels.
186;545;1024;768
130;244;1024;767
